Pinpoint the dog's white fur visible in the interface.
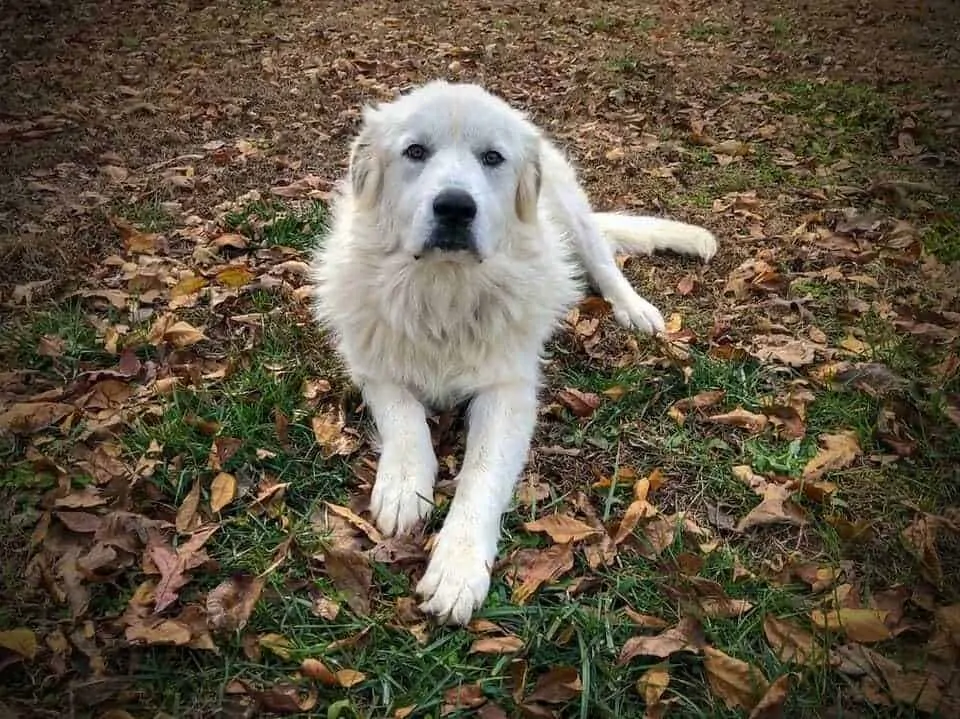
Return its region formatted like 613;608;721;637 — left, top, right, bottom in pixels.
311;81;716;625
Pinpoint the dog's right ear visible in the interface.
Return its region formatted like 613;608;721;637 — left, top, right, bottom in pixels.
348;106;383;207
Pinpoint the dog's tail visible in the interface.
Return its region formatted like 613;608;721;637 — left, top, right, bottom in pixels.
592;212;717;263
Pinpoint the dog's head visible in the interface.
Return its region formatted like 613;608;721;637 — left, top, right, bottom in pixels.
347;80;542;262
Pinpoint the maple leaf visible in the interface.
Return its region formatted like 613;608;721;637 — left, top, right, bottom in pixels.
311;408;360;459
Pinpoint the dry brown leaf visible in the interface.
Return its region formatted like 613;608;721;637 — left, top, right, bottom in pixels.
901;515;944;584
324;548;372;616
252;683;318;713
763;616;821;665
323;502;383;544
150;525;218;612
207;436;243;471
668;389;726;424
442;683;487;714
259;632;293;660
802;431;861;481
336;669;366;688
748;674;791;719
164;320;207;348
206;574;264;632
699;597;754;619
525;666;582;704
0;402;74;434
556;387;601;418
210;472;237;513
311;408;360;459
523;513;600;544
704;646;770;711
706;407;769;434
810;608;892;643
509;543;575;604
469;635;525;654
300;657;338;685
212;233;248;249
175;480;202;533
618;617;705;664
624;608;671;630
737;484;807;531
637;664;670;719
125;618;192;646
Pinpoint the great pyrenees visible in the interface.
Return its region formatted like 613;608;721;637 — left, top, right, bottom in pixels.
311;80;716;625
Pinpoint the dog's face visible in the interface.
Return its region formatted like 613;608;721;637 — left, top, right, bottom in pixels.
348;81;542;261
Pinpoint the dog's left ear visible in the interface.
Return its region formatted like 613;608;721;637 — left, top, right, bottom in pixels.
349;106;384;207
515;145;542;224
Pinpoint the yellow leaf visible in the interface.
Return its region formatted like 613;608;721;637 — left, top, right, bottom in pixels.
336;668;366;688
170;275;208;298
210;472;237;513
175;480;202;533
810;608;892;643
0;628;38;659
216;265;254;288
259;632;293;659
703;646;770;711
802;431;861;480
664;313;683;333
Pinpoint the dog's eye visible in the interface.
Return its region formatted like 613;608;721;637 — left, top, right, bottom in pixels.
403;143;428;162
480;150;505;167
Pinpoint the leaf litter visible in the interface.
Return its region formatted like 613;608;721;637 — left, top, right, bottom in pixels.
2;0;960;716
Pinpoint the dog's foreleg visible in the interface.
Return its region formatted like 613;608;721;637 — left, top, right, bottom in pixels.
363;381;438;536
416;381;537;625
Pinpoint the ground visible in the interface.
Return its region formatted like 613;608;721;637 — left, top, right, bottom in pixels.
1;0;960;717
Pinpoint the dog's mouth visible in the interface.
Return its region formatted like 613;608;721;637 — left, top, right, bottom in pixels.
415;224;482;261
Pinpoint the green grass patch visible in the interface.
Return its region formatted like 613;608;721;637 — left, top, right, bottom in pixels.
225;199;328;252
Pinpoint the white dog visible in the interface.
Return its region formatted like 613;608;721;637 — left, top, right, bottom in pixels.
311;80;716;625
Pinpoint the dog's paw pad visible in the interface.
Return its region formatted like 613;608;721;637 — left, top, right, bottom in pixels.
416;532;493;626
370;454;437;536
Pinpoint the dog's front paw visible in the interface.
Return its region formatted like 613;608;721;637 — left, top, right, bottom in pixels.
611;292;666;335
370;447;438;536
416;526;496;626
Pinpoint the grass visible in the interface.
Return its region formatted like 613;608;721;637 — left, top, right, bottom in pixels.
224;199;328;252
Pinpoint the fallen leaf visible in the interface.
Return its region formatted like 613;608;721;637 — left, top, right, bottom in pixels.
556;388;601;418
301;657;338;685
706;407;769;434
212;233;248;249
523;513;600;544
677;274;698;296
170;275;208;298
311;596;341;621
509;543;575;604
637;664;670;719
252;683;318;713
668;390;726;424
525;666;582;704
150;525;218;612
217;265;255;288
207;436;243;471
125;618;191;646
810;608;892;643
324;548;372;616
443;683;487;713
704;646;770;711
210;472;237;513
748;675;791;719
737;484;807;531
164;320;207;348
469;636;525;654
311;409;361;459
902;515;945;584
175;480;202;533
0;402;74;434
335;669;366;688
259;632;293;660
699;597;754;619
324;502;383;544
618;617;705;664
0;628;38;660
763;616;821;665
802;432;861;481
206;574;265;632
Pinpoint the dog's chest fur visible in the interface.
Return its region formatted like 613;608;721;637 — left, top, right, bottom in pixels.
314;230;581;408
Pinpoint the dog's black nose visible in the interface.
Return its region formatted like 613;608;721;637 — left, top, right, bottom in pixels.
432;189;477;224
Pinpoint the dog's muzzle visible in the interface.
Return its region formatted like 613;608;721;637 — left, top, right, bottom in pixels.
423;188;478;255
